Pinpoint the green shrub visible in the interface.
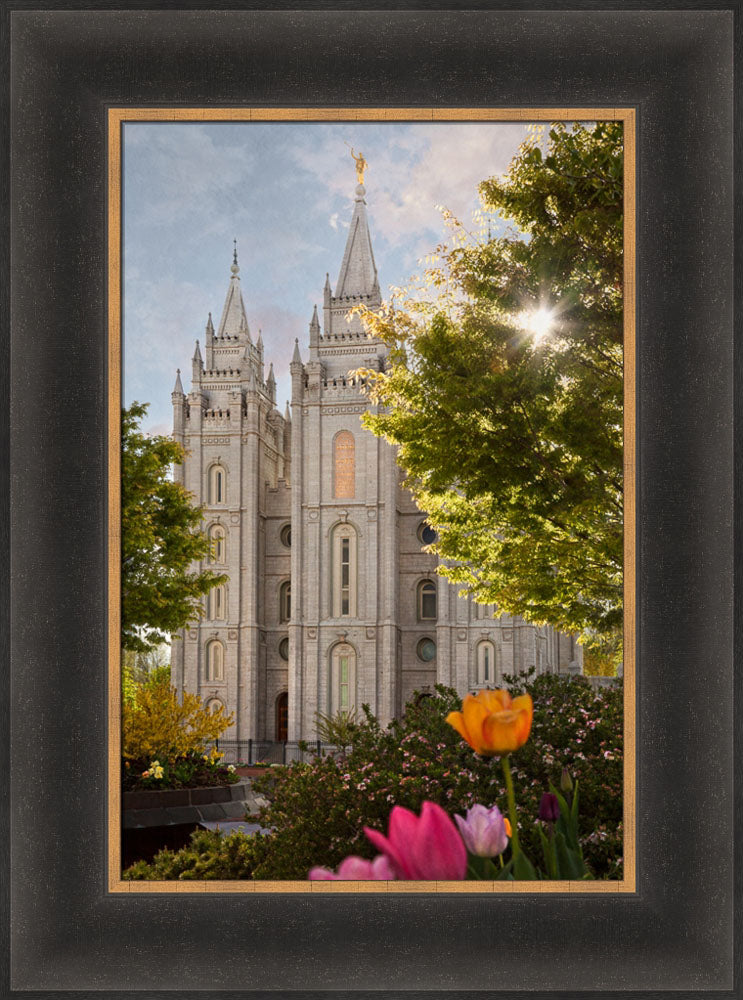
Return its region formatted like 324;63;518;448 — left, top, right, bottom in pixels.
123;828;272;880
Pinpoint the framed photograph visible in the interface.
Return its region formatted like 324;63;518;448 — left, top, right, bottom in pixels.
5;6;737;996
110;107;634;894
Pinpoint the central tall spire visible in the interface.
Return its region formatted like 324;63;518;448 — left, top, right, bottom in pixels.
335;168;379;300
216;242;251;340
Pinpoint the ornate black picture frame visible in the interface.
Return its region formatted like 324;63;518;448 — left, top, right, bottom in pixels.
4;5;738;995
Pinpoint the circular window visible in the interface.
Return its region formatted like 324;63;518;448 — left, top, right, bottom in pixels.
417;522;437;545
280;524;292;548
417;638;436;662
279;637;289;661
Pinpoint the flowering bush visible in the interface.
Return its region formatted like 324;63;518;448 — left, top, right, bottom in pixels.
123;675;233;763
125;745;238;792
123;675;236;790
250;672;622;880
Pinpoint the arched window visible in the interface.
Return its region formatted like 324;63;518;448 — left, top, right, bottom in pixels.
477;640;496;686
208;584;226;620
279;581;291;623
209;524;226;563
330;643;357;714
209;464;226;505
205;697;225;714
331;523;357;618
333;430;355;499
206;641;224;682
417;580;437;621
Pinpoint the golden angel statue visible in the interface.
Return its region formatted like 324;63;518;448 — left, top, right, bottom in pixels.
349;147;367;184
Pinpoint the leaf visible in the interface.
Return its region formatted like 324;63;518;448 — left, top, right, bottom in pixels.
554;831;587;880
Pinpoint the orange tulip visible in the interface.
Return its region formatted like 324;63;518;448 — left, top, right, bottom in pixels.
446;688;533;756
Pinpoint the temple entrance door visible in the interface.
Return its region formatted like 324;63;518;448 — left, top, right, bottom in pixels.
276;692;288;742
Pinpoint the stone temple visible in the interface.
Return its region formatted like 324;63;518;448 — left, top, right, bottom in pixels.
170;165;582;749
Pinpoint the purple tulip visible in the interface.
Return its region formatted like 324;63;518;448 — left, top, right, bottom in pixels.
454;804;509;858
308;854;396;880
364;801;468;880
539;792;560;823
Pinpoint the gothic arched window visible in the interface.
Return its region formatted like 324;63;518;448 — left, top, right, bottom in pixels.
331;522;357;618
205;697;225;714
209;524;226;563
330;643;357;714
209;464;226;505
333;430;355;499
477;640;496;686
206;641;224;682
417;580;437;621
279;581;291;623
208;584;226;620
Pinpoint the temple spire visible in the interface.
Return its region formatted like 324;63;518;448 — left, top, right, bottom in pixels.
172;369;184;395
216;244;251;341
335;166;378;299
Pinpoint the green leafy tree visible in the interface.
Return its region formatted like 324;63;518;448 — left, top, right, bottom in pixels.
360;122;624;650
122;401;226;652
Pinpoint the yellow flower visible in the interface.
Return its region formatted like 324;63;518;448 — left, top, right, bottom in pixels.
152;765;164;779
446;688;533;756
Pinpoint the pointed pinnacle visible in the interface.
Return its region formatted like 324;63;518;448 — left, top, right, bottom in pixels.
292;338;302;365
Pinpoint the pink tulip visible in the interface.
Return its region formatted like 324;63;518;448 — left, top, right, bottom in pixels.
363;801;467;880
308;854;396;880
454;803;509;858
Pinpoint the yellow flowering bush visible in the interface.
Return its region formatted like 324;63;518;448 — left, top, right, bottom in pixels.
123;676;233;764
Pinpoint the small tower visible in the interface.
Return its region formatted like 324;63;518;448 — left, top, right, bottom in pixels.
266;362;276;405
191;340;203;384
205;313;215;368
309;304;321;358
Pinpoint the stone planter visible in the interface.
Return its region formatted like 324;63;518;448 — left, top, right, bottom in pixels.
123;778;266;829
121;778;270;870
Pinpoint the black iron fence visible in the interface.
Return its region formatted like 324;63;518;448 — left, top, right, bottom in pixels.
213;740;340;766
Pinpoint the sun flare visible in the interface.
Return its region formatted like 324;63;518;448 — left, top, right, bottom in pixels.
519;306;556;342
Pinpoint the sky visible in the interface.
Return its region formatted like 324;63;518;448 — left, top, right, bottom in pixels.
123;121;533;435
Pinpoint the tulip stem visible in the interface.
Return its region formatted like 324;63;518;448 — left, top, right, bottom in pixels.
501;754;521;861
